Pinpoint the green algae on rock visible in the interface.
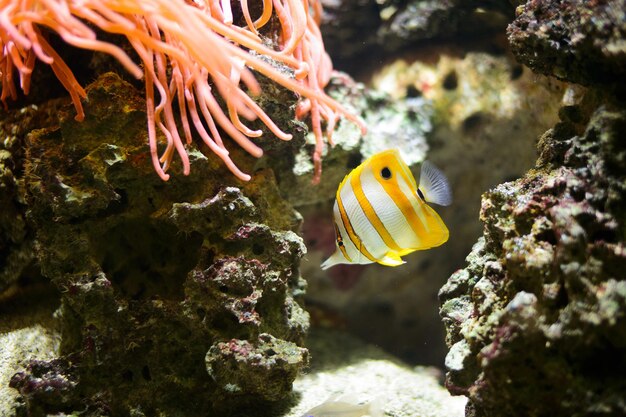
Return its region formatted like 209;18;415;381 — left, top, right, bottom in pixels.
0;104;48;294
439;98;626;416
8;72;310;416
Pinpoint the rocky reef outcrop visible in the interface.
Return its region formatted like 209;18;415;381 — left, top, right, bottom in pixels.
3;72;309;416
440;97;626;416
320;0;515;71
0;108;40;293
439;1;626;415
508;0;626;91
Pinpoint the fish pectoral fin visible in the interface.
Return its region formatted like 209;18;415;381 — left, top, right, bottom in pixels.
377;252;405;267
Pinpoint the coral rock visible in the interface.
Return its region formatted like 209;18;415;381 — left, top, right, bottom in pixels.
439;100;626;416
508;0;626;90
206;333;308;403
10;72;309;416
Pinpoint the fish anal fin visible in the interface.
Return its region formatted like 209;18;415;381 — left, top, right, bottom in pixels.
377;252;405;267
397;247;418;257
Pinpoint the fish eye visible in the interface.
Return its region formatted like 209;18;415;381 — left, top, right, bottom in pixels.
380;167;392;179
337;240;344;247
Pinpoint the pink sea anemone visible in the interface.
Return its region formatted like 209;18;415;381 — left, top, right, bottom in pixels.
0;0;365;183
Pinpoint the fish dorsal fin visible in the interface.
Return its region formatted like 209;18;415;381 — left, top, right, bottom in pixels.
377;252;405;267
419;161;452;206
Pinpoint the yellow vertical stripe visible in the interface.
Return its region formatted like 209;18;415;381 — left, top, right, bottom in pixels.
396;156;418;190
377;175;429;242
333;222;352;262
336;188;377;263
350;168;403;253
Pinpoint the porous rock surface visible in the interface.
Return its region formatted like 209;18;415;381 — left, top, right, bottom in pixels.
3;72;310;416
437;1;626;415
439;96;626;416
508;0;626;91
0;106;43;293
320;0;515;70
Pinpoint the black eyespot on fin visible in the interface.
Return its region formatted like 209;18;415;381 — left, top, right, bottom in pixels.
381;167;392;179
417;188;425;200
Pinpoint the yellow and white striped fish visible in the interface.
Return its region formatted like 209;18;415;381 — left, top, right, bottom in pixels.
321;149;452;270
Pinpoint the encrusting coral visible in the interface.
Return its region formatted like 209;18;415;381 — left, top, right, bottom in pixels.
0;0;364;183
4;72;311;415
439;94;626;417
437;1;626;414
507;0;626;91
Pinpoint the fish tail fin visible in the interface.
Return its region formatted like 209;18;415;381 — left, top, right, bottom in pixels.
321;251;346;270
419;161;452;206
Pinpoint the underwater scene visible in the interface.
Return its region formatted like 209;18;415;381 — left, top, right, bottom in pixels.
0;0;625;416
